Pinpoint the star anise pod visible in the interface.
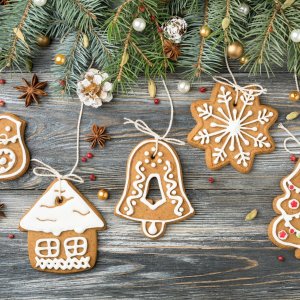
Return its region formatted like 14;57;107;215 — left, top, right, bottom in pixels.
85;125;111;149
163;40;181;61
0;0;9;4
14;74;47;107
0;203;5;218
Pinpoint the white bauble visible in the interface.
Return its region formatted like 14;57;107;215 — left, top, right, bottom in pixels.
290;29;300;43
177;80;191;94
33;0;47;6
238;3;250;15
132;18;146;32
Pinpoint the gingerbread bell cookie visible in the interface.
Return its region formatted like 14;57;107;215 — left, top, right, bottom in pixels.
115;139;194;239
188;83;278;173
0;113;30;180
20;179;106;273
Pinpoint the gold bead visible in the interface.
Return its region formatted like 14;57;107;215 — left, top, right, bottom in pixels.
289;91;300;102
239;55;249;65
200;25;212;38
54;54;66;65
227;41;244;59
37;35;51;47
97;189;109;200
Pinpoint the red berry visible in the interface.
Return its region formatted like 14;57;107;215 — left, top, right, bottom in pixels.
0;100;5;107
154;98;160;105
290;228;295;234
208;177;215;183
81;157;87;163
290;154;297;162
150;15;156;21
59;79;66;86
87;152;93;159
0;79;6;84
277;255;285;262
139;5;145;12
8;234;15;239
90;174;96;181
157;27;163;33
199;87;207;93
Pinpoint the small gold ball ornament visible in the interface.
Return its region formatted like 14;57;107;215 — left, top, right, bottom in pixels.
37;35;51;47
227;41;244;59
239;55;249;65
289;91;300;102
54;54;66;65
97;189;109;200
200;25;212;38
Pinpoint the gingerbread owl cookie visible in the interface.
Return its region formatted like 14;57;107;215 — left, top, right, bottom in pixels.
0;113;30;180
187;83;278;173
115;139;194;239
19;179;106;273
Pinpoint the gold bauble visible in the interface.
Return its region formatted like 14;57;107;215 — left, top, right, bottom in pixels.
289;91;300;102
54;54;66;65
37;35;51;47
239;55;249;65
227;41;244;59
97;189;109;200
200;25;212;38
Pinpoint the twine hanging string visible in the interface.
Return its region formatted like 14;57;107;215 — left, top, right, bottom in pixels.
124;78;185;157
294;70;299;93
31;102;84;197
213;50;267;104
278;123;300;155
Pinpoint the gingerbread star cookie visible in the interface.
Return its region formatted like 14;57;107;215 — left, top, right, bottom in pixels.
187;83;278;173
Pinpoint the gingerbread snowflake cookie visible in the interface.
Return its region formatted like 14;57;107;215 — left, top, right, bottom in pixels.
20;179;106;273
0;113;30;180
187;83;278;173
115;139;194;239
269;160;300;259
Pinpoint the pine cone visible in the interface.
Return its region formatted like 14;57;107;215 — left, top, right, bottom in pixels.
163;40;181;61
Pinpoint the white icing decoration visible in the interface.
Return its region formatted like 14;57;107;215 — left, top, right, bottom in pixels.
169;174;174;179
171;191;176;195
142;221;165;239
158;152;163;157
193;86;274;167
145;159;150;164
144;151;150;156
116;139;194;238
125;161;146;216
179;207;184;212
35;256;90;270
0;115;28;179
5;126;11;132
0;149;16;174
141;167;145;171
271;162;300;248
124;207;128;211
151;147;156;152
140;173;166;210
64;237;87;257
132;190;137;195
157;159;162;164
151;162;156;168
0;157;7;165
19;180;105;236
35;238;60;258
132;200;137;206
138;183;143;188
136;175;141;179
148;222;157;234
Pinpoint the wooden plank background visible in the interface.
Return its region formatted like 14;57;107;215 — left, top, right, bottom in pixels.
1;45;300;299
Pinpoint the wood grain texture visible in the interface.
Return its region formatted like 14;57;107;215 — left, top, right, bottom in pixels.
1;44;300;299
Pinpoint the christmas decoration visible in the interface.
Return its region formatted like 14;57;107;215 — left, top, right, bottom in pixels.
0;100;5;107
33;0;47;7
269;124;300;259
162;16;187;43
54;54;66;65
85;125;111;149
188;82;278;173
97;189;109;200
0;113;30;181
290;29;300;43
0;79;6;84
77;69;113;108
199;87;207;93
116;79;194;239
86;153;93;159
89;174;96;181
227;41;244;59
277;255;285;262
177;80;191;93
239;56;249;65
36;35;51;47
163;40;181;61
200;25;212;38
132;17;146;32
208;177;214;183
289;91;300;101
154;98;160;105
291;154;297;163
8;234;15;239
14;74;47;107
238;3;250;15
148;79;157;98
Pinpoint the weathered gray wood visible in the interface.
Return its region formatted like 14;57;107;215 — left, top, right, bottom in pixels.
1;45;300;299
